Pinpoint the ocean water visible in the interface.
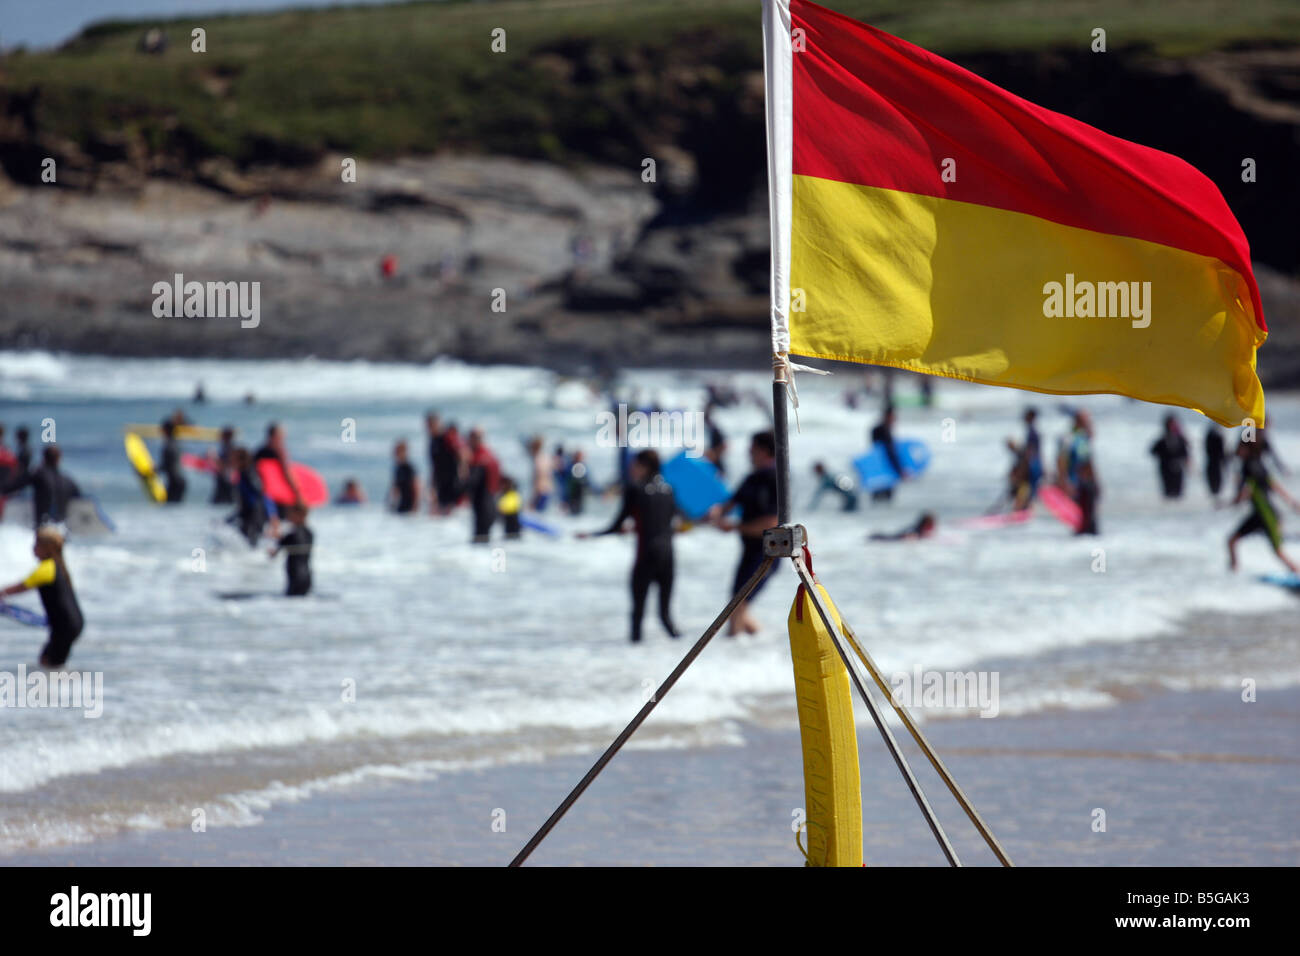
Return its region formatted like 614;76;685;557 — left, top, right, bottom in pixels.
0;350;1296;855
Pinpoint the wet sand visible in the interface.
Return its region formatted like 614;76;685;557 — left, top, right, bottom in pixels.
9;685;1298;867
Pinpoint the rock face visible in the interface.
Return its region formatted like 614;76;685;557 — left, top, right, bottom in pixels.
0;155;681;370
0;43;1297;381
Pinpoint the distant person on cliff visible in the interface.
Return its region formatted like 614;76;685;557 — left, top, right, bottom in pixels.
1204;425;1227;501
1149;415;1190;499
465;428;501;543
2;445;81;529
389;440;419;514
1228;438;1299;574
708;430;780;637
158;420;187;504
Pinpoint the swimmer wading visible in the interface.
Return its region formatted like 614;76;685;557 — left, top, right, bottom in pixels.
512;0;1266;866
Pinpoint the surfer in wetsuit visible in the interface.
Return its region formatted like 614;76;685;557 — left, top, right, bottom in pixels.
1149;415;1190;499
869;406;903;502
13;426;32;476
809;461;858;512
1065;411;1100;535
1204;425;1226;501
708;430;780;636
254;423;302;507
430;420;463;515
0;526;84;667
1003;407;1043;509
869;512;937;541
389;440;419;514
581;449;681;643
465;427;501;543
158;420;187;503
210;427;236;505
0;425;16;520
2;445;81;529
229;446;273;546
564;450;592;516
270;505;313;596
1228;438;1300;573
498;476;523;539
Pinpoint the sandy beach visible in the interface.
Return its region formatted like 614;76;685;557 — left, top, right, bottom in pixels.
8;682;1297;867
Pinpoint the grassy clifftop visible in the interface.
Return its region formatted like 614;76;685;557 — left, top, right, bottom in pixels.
3;0;1299;175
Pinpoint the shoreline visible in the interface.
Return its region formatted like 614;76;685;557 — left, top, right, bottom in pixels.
7;683;1297;866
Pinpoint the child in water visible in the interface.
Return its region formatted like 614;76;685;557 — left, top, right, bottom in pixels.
498;476;523;540
270;505;313;596
0;526;85;667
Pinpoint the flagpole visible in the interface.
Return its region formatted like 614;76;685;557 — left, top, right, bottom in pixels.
773;377;792;525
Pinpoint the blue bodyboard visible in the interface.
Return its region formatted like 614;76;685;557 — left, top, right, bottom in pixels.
0;603;47;628
1258;573;1300;591
853;439;931;493
661;453;731;520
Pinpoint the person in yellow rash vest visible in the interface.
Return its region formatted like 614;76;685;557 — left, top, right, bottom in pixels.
498;477;523;540
0;527;85;667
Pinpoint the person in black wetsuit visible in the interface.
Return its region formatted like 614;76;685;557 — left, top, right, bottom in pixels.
1149;415;1189;499
389;440;419;514
210;426;236;505
869;406;903;502
1204;425;1226;501
869;512;937;541
270;505;313;596
1;526;84;667
431;421;463;515
14;426;32;476
158;420;187;503
581;449;681;644
2;445;81;529
708;430;780;637
254;422;301;514
228;446;272;546
465;427;501;543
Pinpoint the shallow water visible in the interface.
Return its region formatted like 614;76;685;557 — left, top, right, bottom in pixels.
0;350;1296;855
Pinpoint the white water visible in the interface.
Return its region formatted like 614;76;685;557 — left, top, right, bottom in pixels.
0;350;1296;852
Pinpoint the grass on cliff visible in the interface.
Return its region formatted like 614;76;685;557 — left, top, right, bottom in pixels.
2;0;1298;167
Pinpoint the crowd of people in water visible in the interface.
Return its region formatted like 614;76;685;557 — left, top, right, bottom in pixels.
1;378;1298;662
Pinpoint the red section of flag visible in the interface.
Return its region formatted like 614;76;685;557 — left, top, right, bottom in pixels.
790;0;1263;331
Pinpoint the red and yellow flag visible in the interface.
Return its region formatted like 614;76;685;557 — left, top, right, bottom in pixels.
762;0;1266;426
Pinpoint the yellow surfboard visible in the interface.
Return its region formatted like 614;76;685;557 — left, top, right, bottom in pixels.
124;424;228;442
124;433;167;503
